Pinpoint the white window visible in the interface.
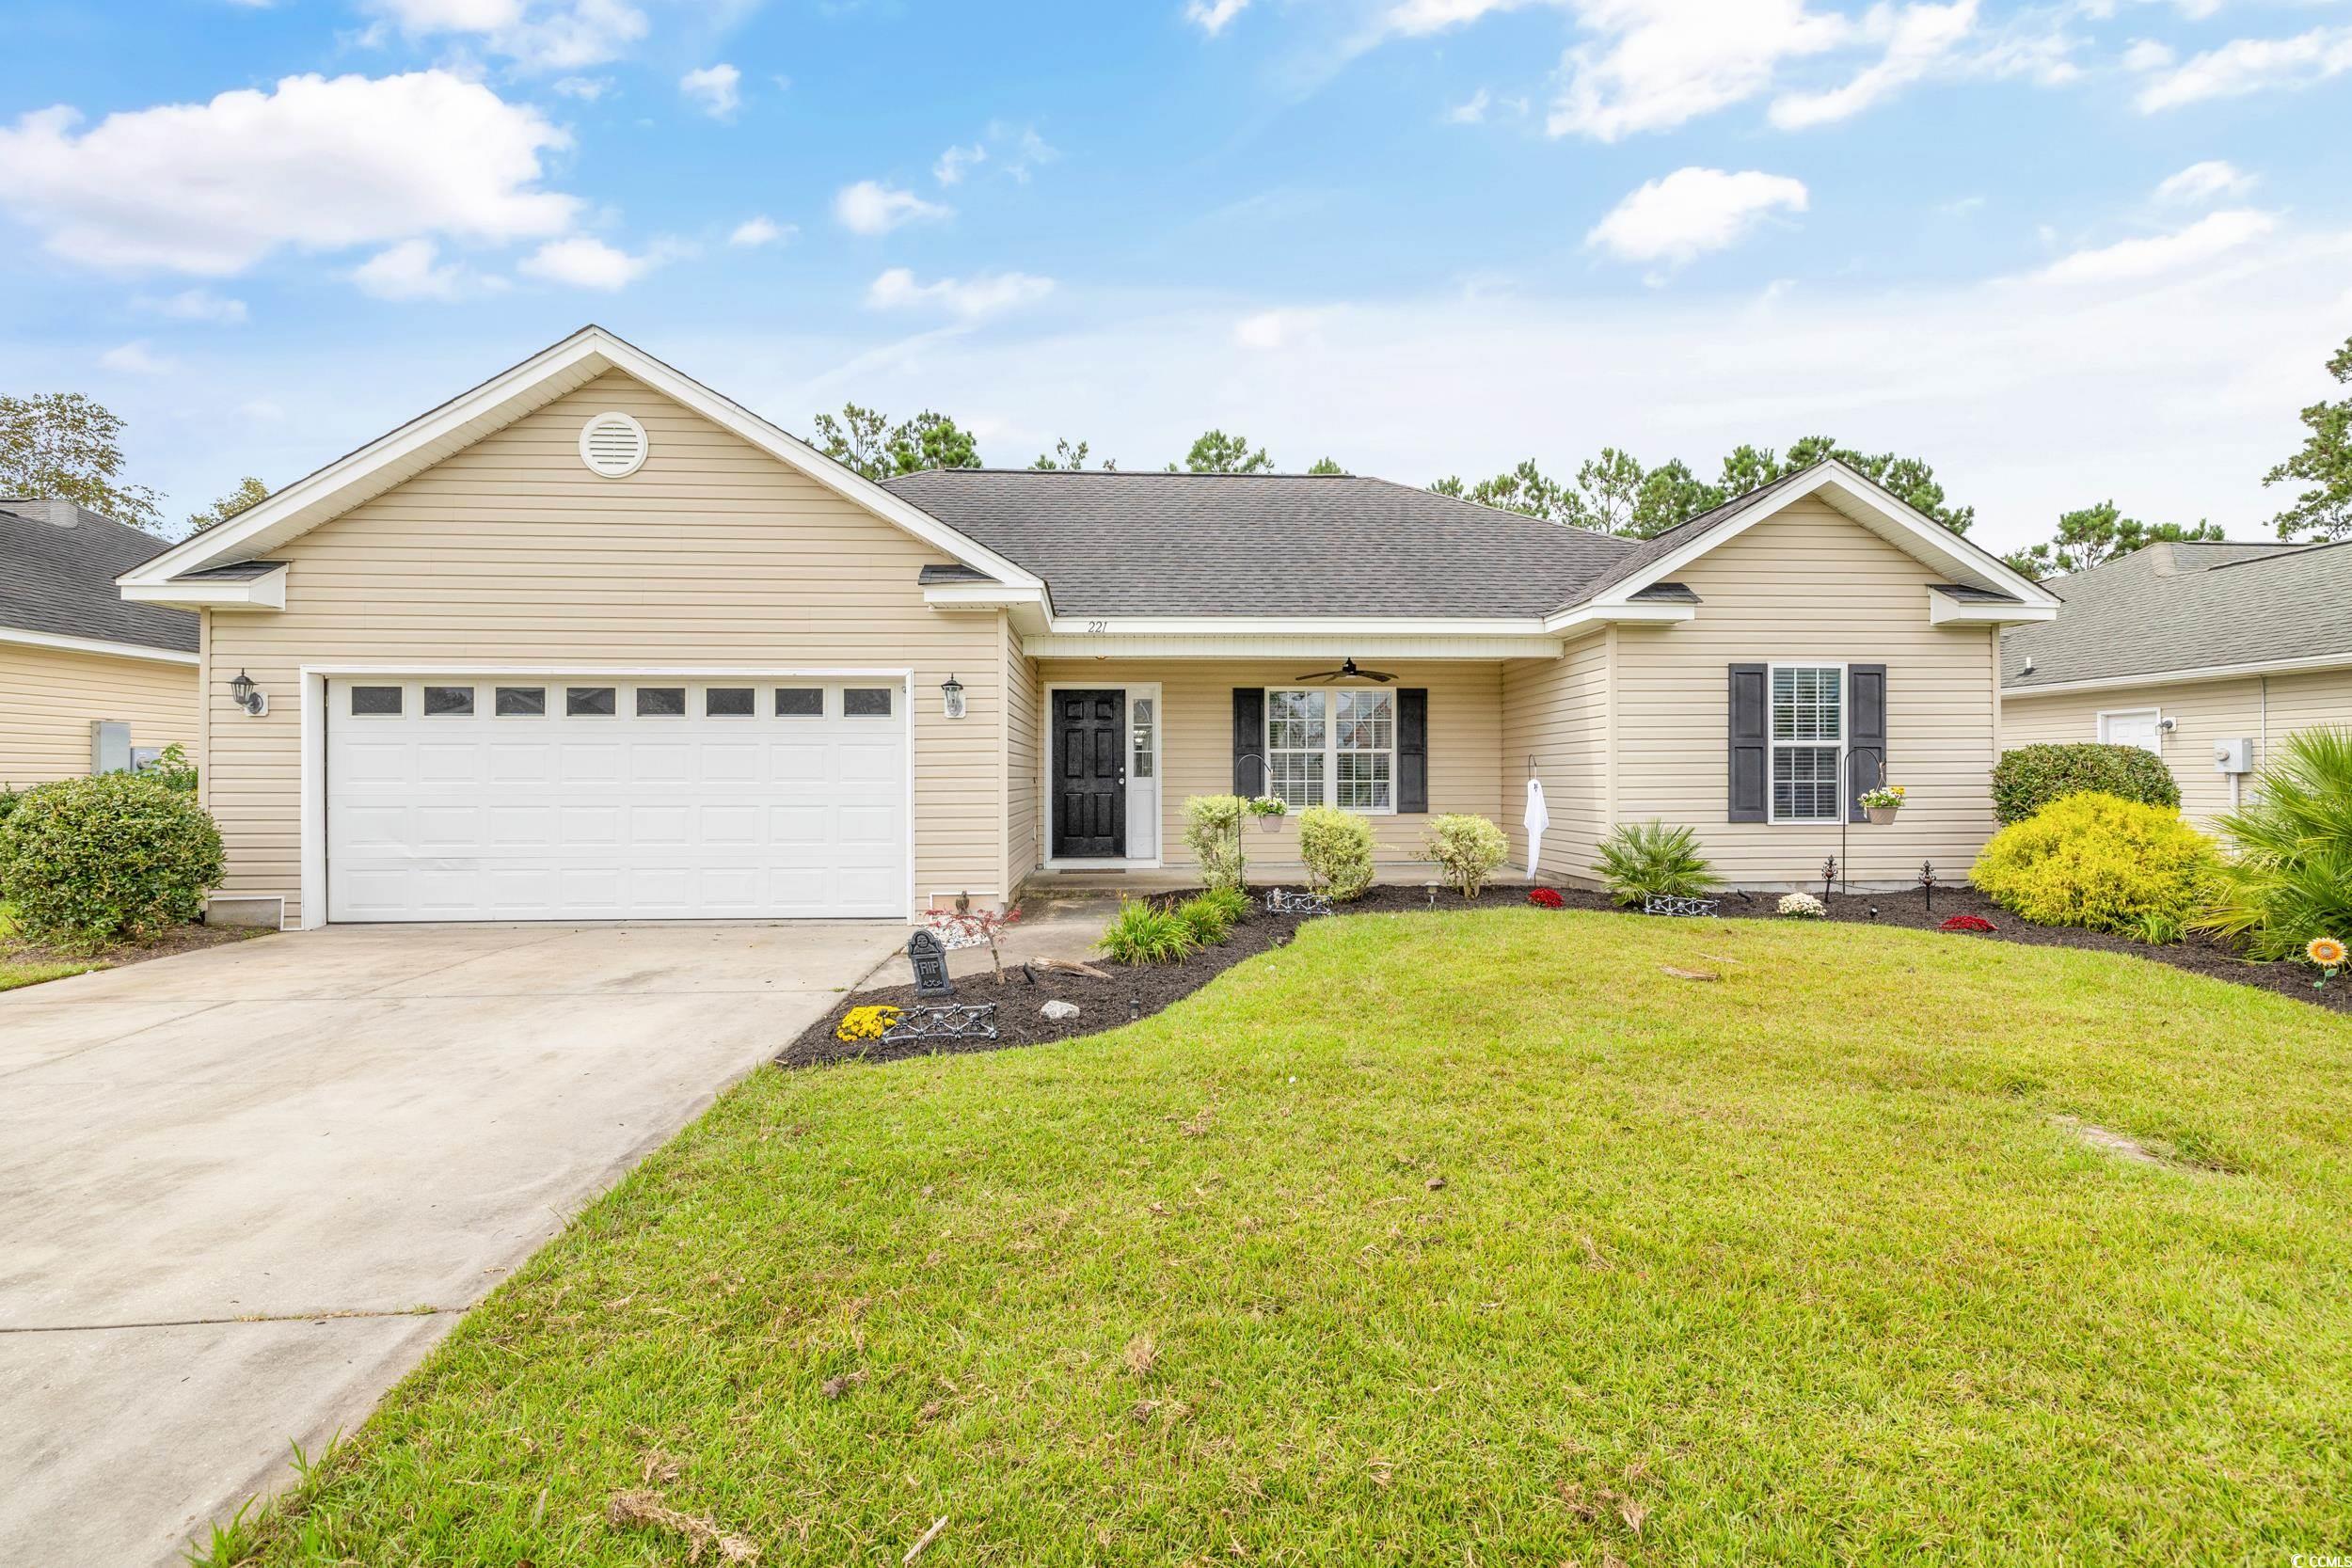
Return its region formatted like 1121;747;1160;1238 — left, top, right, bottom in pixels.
1771;665;1843;823
1265;688;1396;814
1131;697;1155;780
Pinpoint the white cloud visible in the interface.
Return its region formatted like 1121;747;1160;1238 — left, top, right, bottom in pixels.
1185;0;1250;35
518;235;674;290
865;267;1056;321
1586;166;1808;265
679;63;741;119
2121;39;2174;72
991;123;1058;183
353;237;470;300
1233;308;1337;349
100;341;175;375
1549;0;1851;140
1768;0;1979;129
833;180;949;236
360;0;648;72
2136;25;2352;110
2155;159;2254;204
1443;87;1492;122
2032;209;2275;285
135;287;248;324
0;72;579;276
728;215;789;247
550;75;611;100
934;142;985;184
1376;0;1550;38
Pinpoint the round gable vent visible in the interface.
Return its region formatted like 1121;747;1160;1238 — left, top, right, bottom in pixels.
579;411;648;478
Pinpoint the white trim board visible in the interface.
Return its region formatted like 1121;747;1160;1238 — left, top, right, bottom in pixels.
120;326;1050;609
294;662;918;930
0;625;199;666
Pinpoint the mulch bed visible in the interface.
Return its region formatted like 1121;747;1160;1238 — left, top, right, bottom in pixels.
3;918;267;975
778;879;2345;1070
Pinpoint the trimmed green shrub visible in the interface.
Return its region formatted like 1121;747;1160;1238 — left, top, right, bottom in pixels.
1423;813;1508;898
1096;897;1199;966
1594;820;1720;907
2197;726;2352;960
1295;805;1375;901
1991;743;2180;825
1182;794;1249;893
1173;893;1236;947
0;785;23;828
0;773;225;948
1971;792;2220;935
142;741;199;794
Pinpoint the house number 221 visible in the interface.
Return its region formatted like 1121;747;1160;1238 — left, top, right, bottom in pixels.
1085;620;1109;634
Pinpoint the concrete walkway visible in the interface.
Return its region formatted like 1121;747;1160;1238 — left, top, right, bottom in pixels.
0;921;899;1567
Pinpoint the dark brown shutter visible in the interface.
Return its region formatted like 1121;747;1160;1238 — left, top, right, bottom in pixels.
1232;688;1264;795
1728;664;1769;822
1397;689;1429;814
1846;663;1887;823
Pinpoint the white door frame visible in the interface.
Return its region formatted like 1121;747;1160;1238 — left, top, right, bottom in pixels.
1039;679;1163;871
298;663;916;929
2097;705;2164;754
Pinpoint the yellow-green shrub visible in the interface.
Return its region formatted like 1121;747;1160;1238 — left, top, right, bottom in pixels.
1295;805;1375;901
1970;792;2221;934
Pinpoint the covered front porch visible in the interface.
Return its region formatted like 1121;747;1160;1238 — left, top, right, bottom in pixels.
1017;649;1555;892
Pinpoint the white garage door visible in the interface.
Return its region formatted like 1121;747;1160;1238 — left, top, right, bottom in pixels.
326;676;908;922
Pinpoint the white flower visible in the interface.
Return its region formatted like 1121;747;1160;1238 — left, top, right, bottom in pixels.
1778;892;1826;919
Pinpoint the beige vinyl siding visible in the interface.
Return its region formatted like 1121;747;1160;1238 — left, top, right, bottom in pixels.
1501;631;1610;883
2001;665;2352;825
204;370;1005;923
1611;499;2001;886
1004;626;1041;890
1031;659;1505;879
0;641;197;787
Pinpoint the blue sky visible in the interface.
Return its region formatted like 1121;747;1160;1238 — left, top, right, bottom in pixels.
4;0;2348;549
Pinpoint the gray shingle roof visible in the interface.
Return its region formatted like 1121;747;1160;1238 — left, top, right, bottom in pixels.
880;469;1638;618
0;501;198;654
2001;540;2352;690
172;559;287;582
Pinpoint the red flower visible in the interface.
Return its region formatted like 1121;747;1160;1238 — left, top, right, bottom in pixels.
1940;914;1996;933
1528;887;1565;909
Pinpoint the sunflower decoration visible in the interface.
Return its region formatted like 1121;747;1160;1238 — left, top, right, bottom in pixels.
2308;936;2347;991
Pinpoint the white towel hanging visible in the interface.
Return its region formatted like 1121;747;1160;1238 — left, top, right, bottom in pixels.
1523;776;1549;879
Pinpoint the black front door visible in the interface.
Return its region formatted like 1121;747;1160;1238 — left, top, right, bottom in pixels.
1053;689;1126;859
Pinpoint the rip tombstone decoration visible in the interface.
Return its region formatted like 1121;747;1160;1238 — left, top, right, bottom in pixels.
907;928;955;998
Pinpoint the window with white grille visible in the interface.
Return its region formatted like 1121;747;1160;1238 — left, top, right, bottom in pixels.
1265;688;1395;814
1771;665;1843;822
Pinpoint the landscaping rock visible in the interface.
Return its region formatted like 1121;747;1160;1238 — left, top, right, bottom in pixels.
1041;999;1081;1022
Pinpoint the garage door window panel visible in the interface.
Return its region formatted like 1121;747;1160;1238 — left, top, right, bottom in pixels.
351;686;403;717
636;687;688;718
423;686;475;717
775;688;825;718
495;687;548;717
845;688;894;718
567;687;616;717
706;687;755;718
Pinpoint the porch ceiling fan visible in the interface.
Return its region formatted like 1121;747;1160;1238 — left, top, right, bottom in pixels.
1291;657;1397;684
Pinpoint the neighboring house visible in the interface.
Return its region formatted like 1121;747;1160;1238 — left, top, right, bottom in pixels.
1;499;198;787
117;326;2057;929
2001;540;2352;823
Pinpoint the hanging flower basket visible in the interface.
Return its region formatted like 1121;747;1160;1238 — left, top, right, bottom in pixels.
1248;795;1289;832
1859;784;1906;826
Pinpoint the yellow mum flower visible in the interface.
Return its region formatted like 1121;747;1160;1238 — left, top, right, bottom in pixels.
2309;936;2347;969
835;1004;903;1042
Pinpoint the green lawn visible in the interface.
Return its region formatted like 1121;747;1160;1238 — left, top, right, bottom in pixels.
0;902;100;991
228;911;2352;1565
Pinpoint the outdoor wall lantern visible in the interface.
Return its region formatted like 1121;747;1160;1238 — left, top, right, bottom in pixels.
940;673;966;720
229;669;268;717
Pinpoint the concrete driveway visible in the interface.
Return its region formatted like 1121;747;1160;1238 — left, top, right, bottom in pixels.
0;921;900;1567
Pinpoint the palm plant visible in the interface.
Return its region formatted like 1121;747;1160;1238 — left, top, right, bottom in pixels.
1593;820;1721;907
2197;726;2352;959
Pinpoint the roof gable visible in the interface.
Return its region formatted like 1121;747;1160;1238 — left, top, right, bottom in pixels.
119;325;1045;601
